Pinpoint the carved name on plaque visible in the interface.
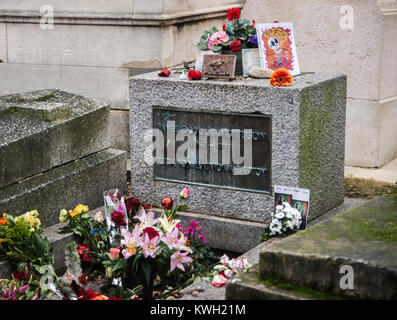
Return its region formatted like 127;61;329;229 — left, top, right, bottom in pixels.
153;108;272;193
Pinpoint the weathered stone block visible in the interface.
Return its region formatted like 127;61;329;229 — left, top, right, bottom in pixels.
0;148;127;228
130;72;346;223
0;89;110;188
259;195;397;300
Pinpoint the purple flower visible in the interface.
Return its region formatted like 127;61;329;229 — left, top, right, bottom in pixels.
247;34;258;47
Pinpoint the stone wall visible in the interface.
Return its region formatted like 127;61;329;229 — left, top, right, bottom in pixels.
242;0;397;168
0;0;244;151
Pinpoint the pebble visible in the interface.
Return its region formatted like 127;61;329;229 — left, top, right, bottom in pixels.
248;66;273;79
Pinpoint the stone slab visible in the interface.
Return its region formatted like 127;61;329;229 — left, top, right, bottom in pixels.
0;89;110;188
130;71;346;224
259;194;397;300
154;209;267;253
178;197;369;300
0;148;127;228
225;265;311;300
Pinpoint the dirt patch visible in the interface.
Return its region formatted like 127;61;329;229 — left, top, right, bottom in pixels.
344;177;397;199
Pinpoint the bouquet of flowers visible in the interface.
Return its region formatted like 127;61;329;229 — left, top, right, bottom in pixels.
0;210;54;275
260;202;302;242
210;254;252;287
197;7;257;53
102;196;194;299
59;204;109;271
0;265;52;300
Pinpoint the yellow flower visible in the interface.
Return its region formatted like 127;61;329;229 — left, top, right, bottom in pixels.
73;204;85;215
68;210;78;218
15;210;41;232
83;205;89;213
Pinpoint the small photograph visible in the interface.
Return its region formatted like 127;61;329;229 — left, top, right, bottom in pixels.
274;185;293;206
291;188;310;230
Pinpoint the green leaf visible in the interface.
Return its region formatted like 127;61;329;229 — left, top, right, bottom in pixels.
197;39;209;50
225;24;234;35
212;45;223;52
176;204;189;212
113;259;127;272
141;260;152;287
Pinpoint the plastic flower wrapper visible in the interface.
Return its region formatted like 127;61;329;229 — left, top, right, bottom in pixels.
103;189;128;244
103;189;128;287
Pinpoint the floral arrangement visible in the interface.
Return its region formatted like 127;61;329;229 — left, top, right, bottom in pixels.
0;210;54;276
0;266;51;300
210;254;252;287
260;202;302;242
197;7;256;53
59;204;109;271
100;187;202;299
55;187;219;300
270;68;293;86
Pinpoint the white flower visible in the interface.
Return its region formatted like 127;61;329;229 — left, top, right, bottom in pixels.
228;258;238;270
220;254;230;265
275;212;285;219
95;211;105;223
224;269;234;279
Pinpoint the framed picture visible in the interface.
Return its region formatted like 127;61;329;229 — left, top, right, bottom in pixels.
256;22;301;76
274;186;310;230
242;48;262;77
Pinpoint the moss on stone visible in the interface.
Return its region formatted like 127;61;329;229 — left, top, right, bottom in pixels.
33;93;56;102
296;195;397;244
259;273;355;300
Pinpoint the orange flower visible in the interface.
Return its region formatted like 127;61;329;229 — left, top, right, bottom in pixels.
91;295;109;300
270;68;293;87
0;218;5;225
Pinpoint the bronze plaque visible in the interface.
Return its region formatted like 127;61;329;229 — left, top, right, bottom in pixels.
202;54;237;79
153;108;272;193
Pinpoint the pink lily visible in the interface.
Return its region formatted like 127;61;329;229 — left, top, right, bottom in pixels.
170;250;192;272
140;233;159;258
133;208;158;228
121;225;142;259
161;228;185;250
19;283;30;294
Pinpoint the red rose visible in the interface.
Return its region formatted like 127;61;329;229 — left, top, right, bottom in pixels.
222;24;226;31
77;244;91;262
188;70;201;80
161;197;173;210
227;7;240;21
158;69;170;77
142;227;159;240
143;204;152;210
111;210;127;228
230;40;242;52
125;197;141;213
12;270;29;281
